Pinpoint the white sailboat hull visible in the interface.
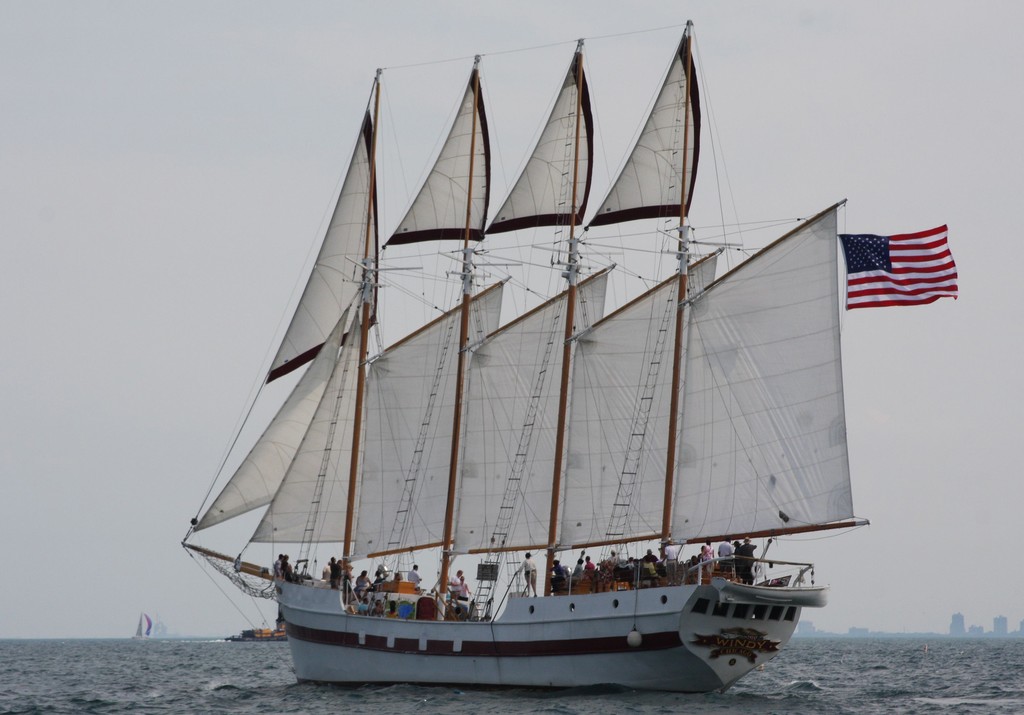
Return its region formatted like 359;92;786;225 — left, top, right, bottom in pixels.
278;579;823;692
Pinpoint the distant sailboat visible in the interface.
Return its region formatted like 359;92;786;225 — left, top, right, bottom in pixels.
133;612;153;640
184;22;870;692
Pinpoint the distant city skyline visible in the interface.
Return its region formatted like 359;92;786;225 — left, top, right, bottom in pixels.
797;612;1024;638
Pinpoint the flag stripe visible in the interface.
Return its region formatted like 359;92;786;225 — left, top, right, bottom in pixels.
839;225;957;310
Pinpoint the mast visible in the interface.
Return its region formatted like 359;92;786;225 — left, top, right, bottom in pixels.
439;58;482;599
343;70;381;558
544;40;585;596
661;21;694;546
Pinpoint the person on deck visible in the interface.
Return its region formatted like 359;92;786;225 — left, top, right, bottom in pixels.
328;557;341;590
354;570;370;599
717;540;735;577
734;538;758;585
520;553;538;597
551;560;567;593
662;542;681;583
407;564;422;589
455;570;472;600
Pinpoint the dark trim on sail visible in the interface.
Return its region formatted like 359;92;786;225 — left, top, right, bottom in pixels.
387;226;485;245
267;326;354;384
287;622;682;656
267;342;323;383
487;52;593;236
576;51;595;224
367;109;381;328
588;34;701;228
386;69;491;246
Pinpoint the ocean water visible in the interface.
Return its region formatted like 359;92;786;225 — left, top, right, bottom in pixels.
2;637;1023;714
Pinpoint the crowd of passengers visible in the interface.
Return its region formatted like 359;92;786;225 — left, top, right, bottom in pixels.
270;538;762;617
544;538;759;594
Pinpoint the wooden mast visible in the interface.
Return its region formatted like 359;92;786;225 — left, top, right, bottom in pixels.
544;41;585;597
439;58;482;600
343;70;381;558
660;24;694;548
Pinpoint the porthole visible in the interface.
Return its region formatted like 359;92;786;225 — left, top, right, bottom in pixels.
529;605;535;614
613;599;619;608
660;595;668;605
570;603;575;612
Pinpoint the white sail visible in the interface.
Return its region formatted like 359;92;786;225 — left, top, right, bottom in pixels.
194;309;351;532
487;49;592;235
454;272;608;553
353;284;503;557
561;256;716;547
388;67;489;245
267;111;376;382
251;310;361;543
672;207;852;539
589;30;699;227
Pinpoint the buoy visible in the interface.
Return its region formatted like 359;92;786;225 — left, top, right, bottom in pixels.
627;629;642;647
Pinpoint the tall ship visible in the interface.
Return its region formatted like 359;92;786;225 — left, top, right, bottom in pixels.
183;22;867;692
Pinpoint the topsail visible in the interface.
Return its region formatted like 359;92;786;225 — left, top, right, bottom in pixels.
267;110;378;383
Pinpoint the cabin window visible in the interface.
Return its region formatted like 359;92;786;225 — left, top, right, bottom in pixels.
769;606;785;621
732;604;749;620
712;601;730;618
691;598;710;614
784;607;797;622
752;605;768;620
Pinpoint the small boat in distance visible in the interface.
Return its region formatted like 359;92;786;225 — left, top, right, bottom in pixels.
133;612;152;640
226;627;287;642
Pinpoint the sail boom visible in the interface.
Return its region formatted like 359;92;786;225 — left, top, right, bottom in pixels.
563;533;663;551
365;541;445;559
467;543;548;555
183;543;272;580
681;519;870;545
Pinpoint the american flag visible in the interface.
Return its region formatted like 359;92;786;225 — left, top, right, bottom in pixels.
839;225;958;309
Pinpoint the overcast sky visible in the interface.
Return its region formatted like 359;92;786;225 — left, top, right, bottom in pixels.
2;1;1020;639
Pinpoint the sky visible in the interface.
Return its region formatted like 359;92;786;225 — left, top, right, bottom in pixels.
2;1;1021;639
